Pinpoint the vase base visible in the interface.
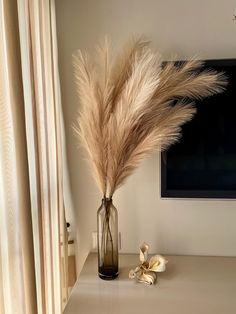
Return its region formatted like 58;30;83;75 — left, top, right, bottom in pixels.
98;266;119;280
98;272;119;280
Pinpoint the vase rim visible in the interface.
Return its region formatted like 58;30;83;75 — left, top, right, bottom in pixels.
102;197;112;202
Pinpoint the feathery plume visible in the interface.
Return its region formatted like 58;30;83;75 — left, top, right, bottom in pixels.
73;37;227;198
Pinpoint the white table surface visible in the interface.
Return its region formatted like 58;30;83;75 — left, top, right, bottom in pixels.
64;253;236;314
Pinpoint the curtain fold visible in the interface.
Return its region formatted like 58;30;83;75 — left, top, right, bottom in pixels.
0;0;72;312
0;0;37;313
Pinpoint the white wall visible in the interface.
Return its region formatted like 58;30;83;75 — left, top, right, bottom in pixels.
55;0;236;273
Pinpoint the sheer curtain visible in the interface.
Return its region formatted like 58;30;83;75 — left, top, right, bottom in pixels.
0;0;73;313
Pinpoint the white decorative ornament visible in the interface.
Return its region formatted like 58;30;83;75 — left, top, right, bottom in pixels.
129;242;168;285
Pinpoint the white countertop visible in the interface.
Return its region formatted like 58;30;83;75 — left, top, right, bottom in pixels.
64;253;236;314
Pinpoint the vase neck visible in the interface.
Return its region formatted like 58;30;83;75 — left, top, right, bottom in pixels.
102;197;112;205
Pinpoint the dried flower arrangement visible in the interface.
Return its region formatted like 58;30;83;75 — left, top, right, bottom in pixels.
73;36;226;198
129;243;167;285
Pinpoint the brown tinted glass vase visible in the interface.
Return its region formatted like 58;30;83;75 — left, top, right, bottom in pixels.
97;198;118;280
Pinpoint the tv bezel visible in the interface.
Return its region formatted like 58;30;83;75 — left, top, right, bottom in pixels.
161;58;236;199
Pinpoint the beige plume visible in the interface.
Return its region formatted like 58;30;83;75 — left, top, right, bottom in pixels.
73;37;227;198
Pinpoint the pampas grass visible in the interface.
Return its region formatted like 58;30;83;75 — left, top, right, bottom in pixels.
73;36;227;198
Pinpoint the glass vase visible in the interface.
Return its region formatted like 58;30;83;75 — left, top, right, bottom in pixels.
97;198;118;280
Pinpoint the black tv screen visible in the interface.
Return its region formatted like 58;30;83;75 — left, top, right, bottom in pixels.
161;59;236;199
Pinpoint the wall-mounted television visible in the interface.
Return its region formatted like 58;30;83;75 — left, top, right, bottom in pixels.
161;59;236;199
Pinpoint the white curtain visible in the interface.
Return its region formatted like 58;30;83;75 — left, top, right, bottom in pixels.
0;0;73;313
